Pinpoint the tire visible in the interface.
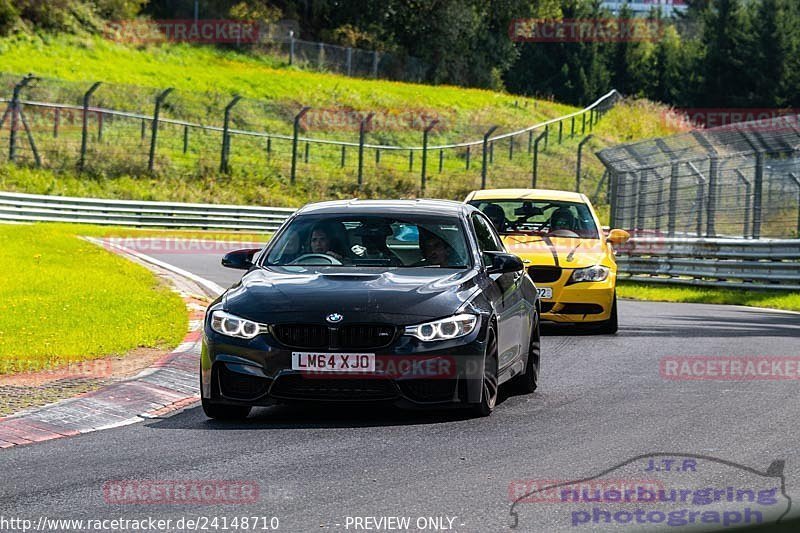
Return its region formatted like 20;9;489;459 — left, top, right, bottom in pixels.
472;326;499;417
595;292;619;334
511;312;540;394
202;397;252;420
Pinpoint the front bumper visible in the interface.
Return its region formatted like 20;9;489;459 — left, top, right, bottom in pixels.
538;272;615;323
200;321;488;409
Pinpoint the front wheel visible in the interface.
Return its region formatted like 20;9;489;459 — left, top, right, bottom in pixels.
472;326;499;417
595;292;618;334
202;397;251;420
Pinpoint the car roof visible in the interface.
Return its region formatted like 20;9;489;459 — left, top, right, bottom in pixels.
466;188;587;203
295;198;474;217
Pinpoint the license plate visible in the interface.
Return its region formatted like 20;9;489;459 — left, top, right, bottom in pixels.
537;287;553;299
292;352;375;372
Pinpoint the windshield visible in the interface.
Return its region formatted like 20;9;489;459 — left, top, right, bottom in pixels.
264;214;471;268
468;199;599;239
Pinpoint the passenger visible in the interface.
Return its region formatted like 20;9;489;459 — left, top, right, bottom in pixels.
356;222;401;264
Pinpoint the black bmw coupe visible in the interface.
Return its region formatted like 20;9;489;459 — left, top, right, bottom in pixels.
201;199;541;418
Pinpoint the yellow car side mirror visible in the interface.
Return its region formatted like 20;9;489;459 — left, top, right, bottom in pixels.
607;229;630;245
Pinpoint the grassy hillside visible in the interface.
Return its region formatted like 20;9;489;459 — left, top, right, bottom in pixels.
0;34;682;209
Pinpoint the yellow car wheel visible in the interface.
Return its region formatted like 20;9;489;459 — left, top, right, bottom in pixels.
594;292;618;334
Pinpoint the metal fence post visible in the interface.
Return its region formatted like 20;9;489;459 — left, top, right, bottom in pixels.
149;87;174;172
581;112;586;135
438;150;444;173
340;145;346;167
531;130;547;188
79;81;102;171
465;146;471;170
481;125;499;189
290;106;310;183
183;125;189;154
667;163;679;236
288;31;295;65
97;113;104;142
7;75;36;162
318;42;324;68
788;173;800;237
752;152;764;239
706;157;719;237
357;113;374;188
576;135;593;193
609;170;619;227
570;116;575;138
219;95;242;174
734;169;752;238
408;150;414;171
53;108;60;138
346;47;353;76
558;121;563;144
421;119;439;194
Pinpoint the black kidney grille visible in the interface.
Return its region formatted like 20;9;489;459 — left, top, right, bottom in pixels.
528;266;563;283
272;324;396;350
339;325;396;349
273;324;327;348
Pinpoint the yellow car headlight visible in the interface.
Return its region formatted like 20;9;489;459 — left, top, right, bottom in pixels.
568;265;610;284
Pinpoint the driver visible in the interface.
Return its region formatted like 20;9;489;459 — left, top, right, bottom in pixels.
481;204;506;232
548;207;579;234
415;228;458;267
308;224;346;261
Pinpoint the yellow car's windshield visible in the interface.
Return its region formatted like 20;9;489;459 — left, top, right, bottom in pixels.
468;199;599;239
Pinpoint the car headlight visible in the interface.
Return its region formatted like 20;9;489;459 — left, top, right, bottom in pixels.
209;310;261;339
568;265;610;284
404;314;478;342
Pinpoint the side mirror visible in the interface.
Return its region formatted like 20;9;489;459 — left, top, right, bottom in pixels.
221;248;260;270
485;251;524;274
607;229;631;245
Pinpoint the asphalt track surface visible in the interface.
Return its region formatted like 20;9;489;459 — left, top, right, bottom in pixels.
2;244;800;532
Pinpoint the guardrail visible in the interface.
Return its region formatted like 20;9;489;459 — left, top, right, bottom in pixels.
0;191;295;231
5;191;797;291
616;237;800;291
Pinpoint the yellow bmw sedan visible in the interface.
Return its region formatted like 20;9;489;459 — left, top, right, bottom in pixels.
465;188;630;333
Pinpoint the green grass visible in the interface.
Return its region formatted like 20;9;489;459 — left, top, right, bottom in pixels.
618;281;800;312
0;223;188;374
0;33;681;208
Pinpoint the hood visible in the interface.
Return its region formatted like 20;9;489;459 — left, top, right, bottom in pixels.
223;266;479;324
501;235;606;269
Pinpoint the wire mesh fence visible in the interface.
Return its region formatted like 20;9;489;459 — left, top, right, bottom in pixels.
269;37;430;82
597;118;800;239
0;72;621;203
